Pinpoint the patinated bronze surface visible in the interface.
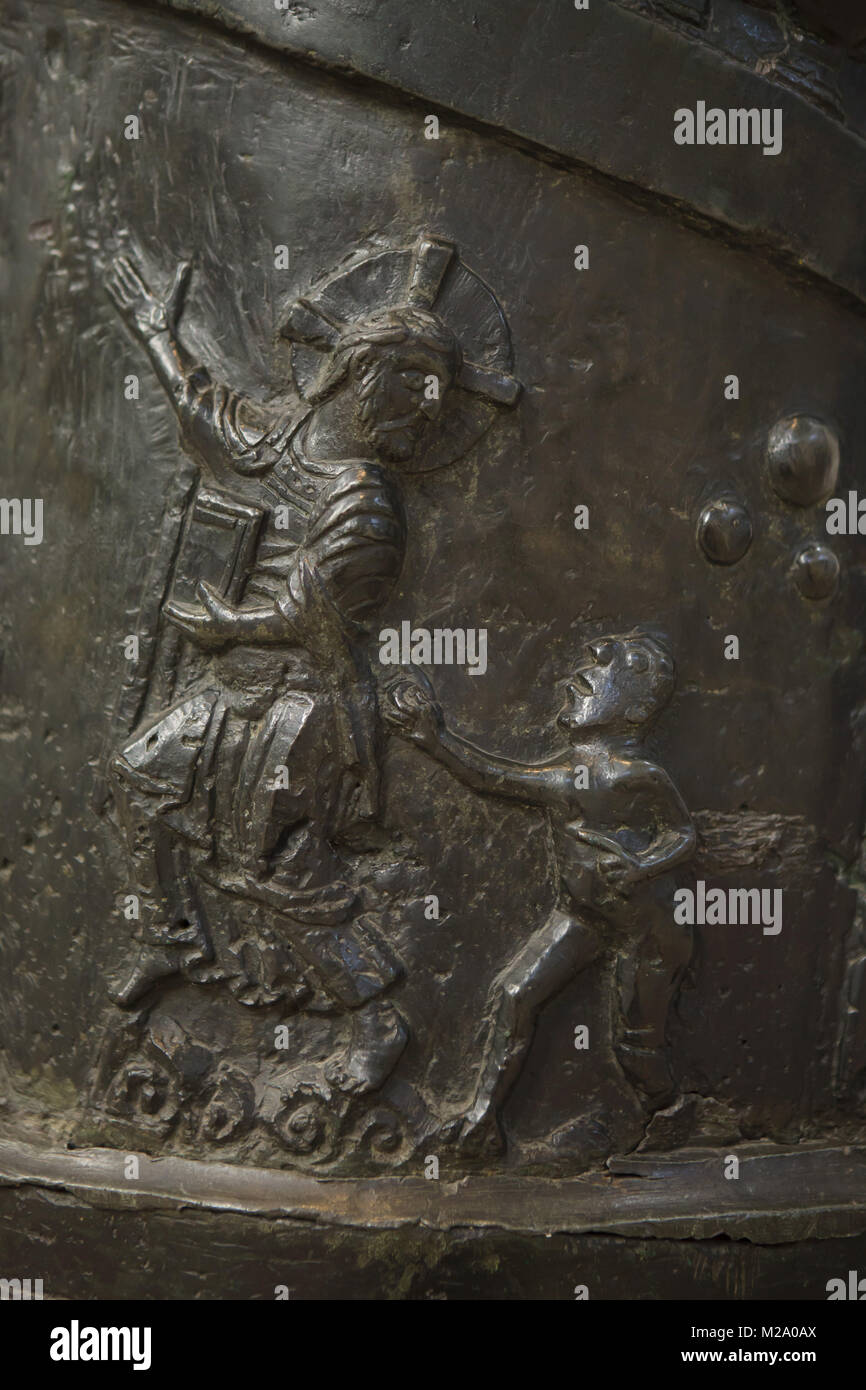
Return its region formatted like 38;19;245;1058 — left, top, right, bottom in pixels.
1;0;866;1298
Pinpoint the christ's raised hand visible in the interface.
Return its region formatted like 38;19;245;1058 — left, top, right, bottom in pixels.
105;252;191;342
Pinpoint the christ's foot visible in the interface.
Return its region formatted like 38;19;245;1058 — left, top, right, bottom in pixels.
324;999;408;1096
113;947;182;1008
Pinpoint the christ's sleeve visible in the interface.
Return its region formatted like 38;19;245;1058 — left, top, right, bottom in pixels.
173;365;295;482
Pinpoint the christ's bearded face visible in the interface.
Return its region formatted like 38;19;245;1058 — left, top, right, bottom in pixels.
355;341;455;464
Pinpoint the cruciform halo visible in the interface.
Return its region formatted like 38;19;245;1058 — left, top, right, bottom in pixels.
280;233;521;473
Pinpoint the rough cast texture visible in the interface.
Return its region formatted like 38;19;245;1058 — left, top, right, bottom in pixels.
1;0;865;1297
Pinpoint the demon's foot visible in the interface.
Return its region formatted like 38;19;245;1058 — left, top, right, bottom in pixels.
615;1041;676;1108
324;1000;408;1096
